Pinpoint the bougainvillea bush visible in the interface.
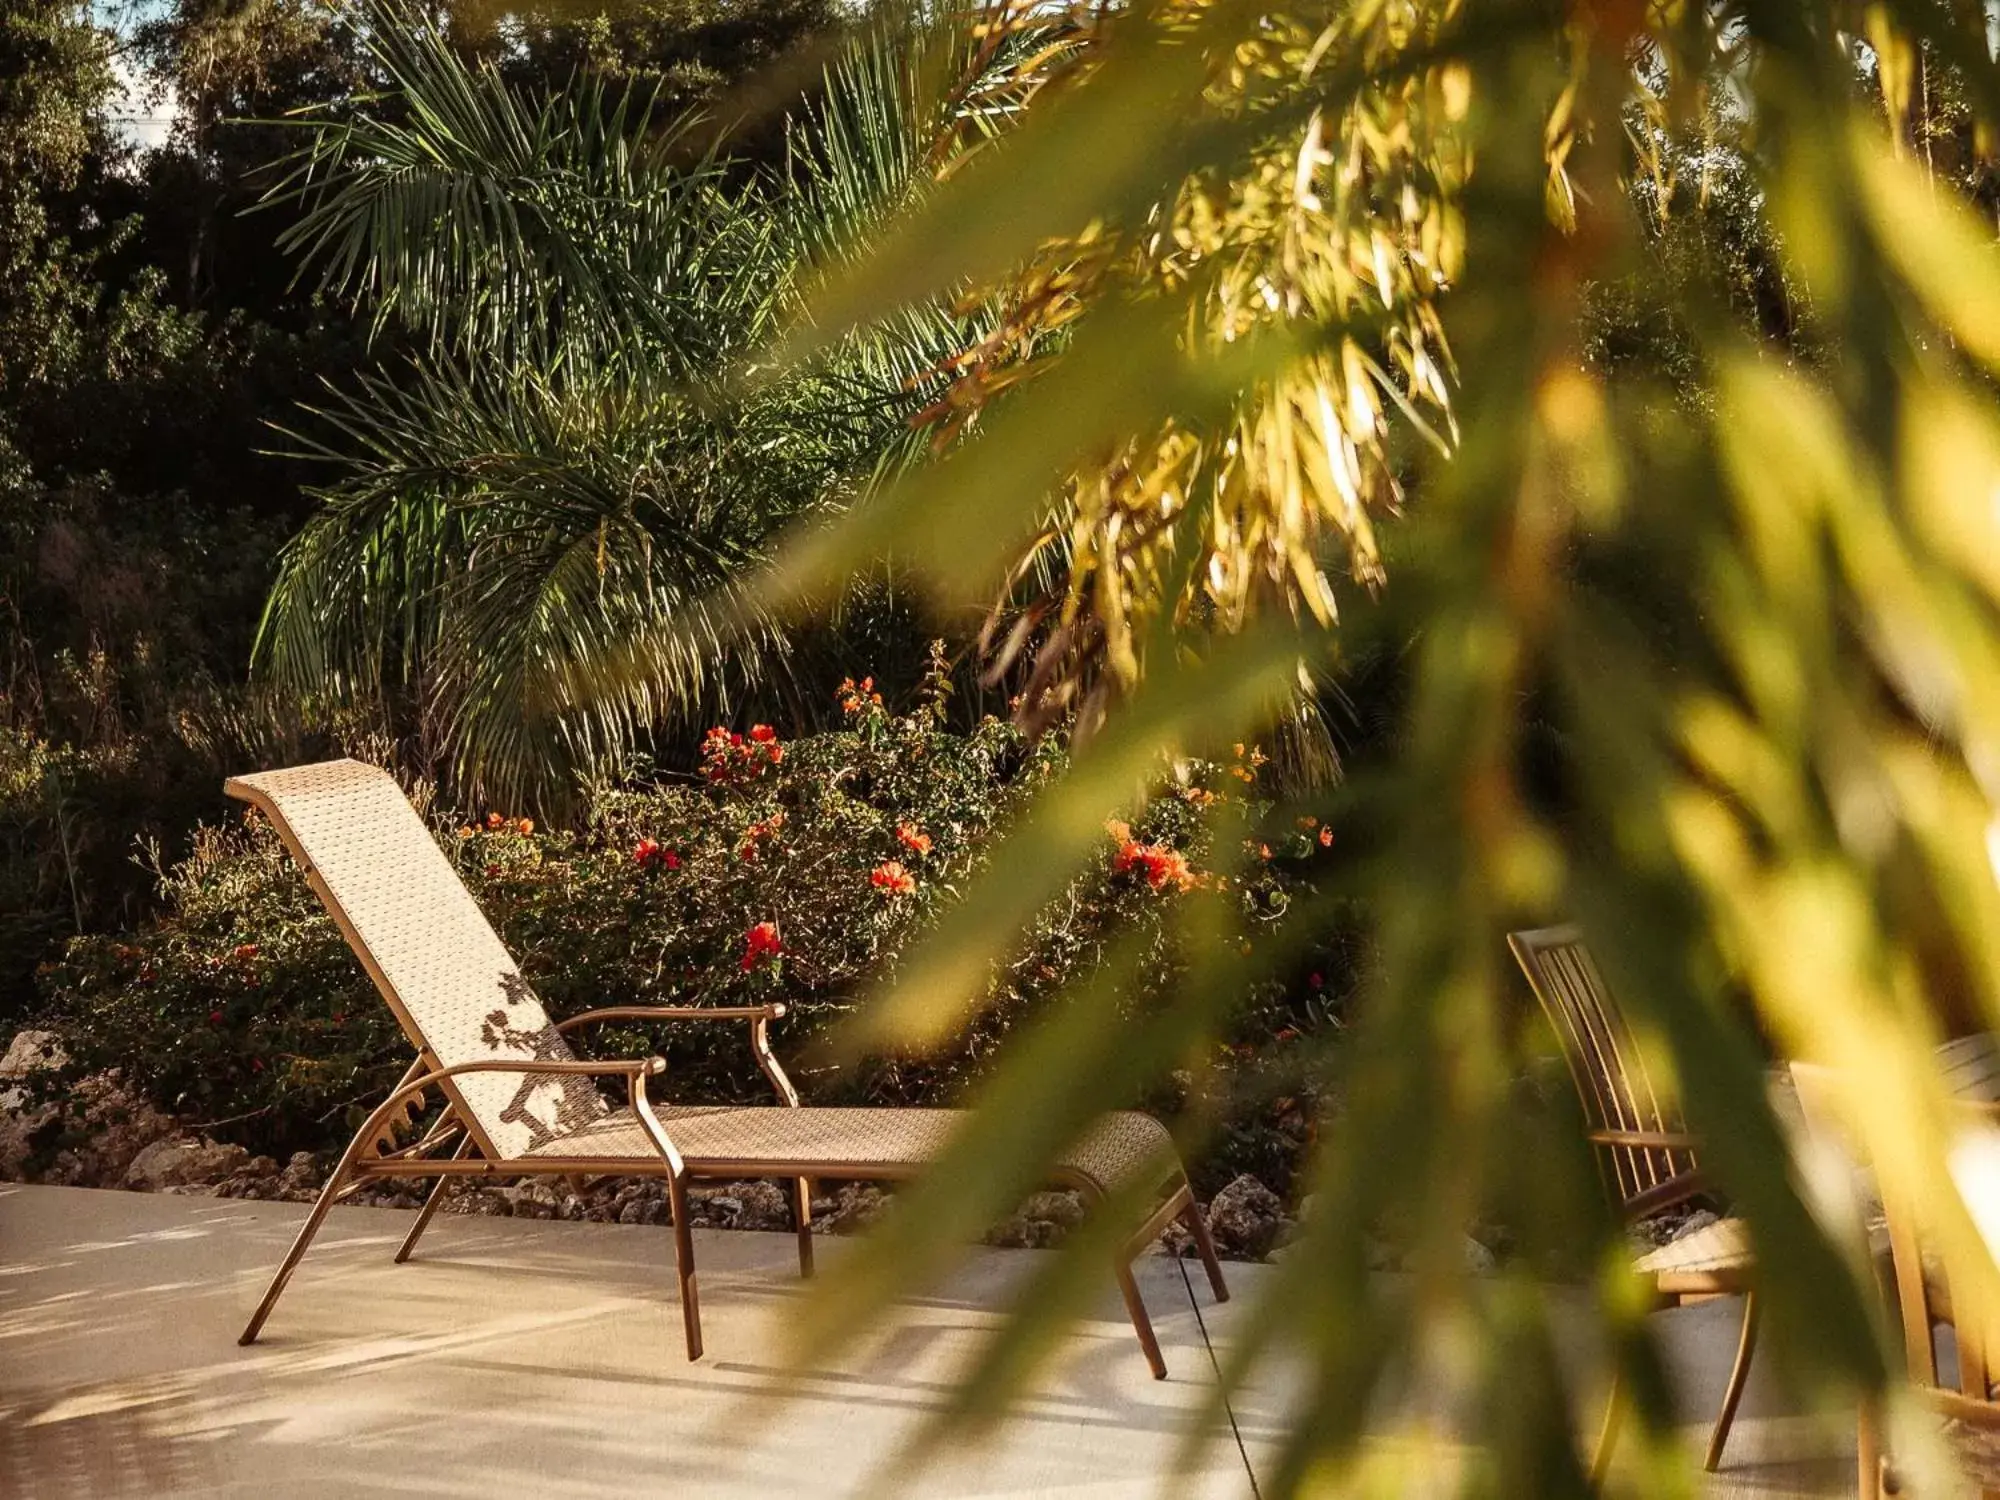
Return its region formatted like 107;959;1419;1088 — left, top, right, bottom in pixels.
25;677;1355;1186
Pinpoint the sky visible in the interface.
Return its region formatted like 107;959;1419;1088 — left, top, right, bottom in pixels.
96;2;178;149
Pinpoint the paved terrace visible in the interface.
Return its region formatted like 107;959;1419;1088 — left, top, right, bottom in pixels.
3;1183;1855;1496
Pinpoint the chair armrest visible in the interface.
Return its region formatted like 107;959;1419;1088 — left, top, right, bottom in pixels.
1622;1171;1710;1221
437;1056;667;1080
555;1004;785;1033
556;1004;802;1109
1588;1128;1701;1151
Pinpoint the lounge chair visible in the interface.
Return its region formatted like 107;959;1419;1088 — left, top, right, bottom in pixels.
228;759;1227;1375
1508;925;1757;1475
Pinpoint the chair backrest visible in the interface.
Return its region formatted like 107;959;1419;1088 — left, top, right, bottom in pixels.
1507;925;1700;1213
227;759;606;1161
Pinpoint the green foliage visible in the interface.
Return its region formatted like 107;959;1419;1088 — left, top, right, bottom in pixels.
30;686;1343;1169
719;0;2000;1493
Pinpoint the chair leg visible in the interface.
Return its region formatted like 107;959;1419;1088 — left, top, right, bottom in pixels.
239;1159;356;1345
394;1135;475;1264
1590;1365;1624;1485
793;1175;814;1278
668;1173;703;1362
1857;1399;1885;1500
1114;1258;1168;1380
1179;1197;1228;1302
1703;1290;1759;1472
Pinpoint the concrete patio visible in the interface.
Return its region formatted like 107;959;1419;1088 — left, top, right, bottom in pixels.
2;1182;1857;1496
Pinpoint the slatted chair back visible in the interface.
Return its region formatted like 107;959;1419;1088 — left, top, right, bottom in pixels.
227;759;607;1161
1508;925;1701;1214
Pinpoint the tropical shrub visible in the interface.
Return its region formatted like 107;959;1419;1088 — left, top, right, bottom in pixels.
26;678;1348;1182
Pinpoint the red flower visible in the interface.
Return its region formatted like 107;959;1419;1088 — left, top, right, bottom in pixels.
484;864;500;879
663;850;681;871
232;943;259;961
1318;825;1334;848
209;1009;224;1025
895;823;932;856
749;724;776;743
870;861;917;897
251;1058;265;1073
740;921;783;971
1110;833;1195;892
1308;972;1325;990
633;837;660;865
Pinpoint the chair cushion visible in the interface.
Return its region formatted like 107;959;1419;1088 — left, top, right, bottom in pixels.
1634;1216;1753;1290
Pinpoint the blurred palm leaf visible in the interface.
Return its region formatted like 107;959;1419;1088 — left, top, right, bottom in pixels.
746;0;2000;1493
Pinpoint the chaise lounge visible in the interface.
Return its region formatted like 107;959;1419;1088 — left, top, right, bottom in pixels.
228;759;1228;1375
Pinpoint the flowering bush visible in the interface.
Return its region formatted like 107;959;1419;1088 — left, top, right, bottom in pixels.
23;679;1354;1189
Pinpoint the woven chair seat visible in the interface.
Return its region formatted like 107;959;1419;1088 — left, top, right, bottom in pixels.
1634;1216;1752;1288
521;1104;1178;1196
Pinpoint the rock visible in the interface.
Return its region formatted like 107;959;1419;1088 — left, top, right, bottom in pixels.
732;1182;792;1231
1205;1173;1286;1259
814;1183;889;1235
450;1188;514;1217
0;1030;65;1080
1020;1190;1086;1230
124;1135;251;1192
0;1093;58;1181
1462;1235;1498;1275
507;1182;561;1220
985;1188;1090;1251
277;1152;322;1202
1629;1203;1718;1256
47;1072;176;1192
1668;1208;1719;1242
618;1196;666;1225
214;1155;282;1199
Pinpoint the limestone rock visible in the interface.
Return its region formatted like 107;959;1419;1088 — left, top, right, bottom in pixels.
0;1030;65;1081
1205;1173;1286;1259
124;1136;251;1192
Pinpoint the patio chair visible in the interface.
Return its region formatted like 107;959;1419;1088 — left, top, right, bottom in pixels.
1793;1047;2000;1500
1508;925;1756;1475
227;759;1227;1376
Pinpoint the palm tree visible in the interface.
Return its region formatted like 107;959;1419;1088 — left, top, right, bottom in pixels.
253;2;995;808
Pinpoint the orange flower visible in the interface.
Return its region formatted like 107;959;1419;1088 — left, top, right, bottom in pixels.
740;921;783;971
1318;825;1334;847
895;823;932;856
485;811;505;829
838;675;884;714
1110;831;1195;892
515;817;534;835
870;861;917;896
